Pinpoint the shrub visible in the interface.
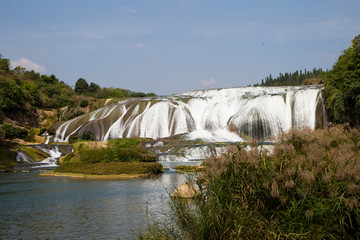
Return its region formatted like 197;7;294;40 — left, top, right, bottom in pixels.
24;128;36;142
68;131;93;143
80;100;89;108
2;123;27;139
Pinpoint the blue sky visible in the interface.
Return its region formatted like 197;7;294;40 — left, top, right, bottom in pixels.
1;0;360;95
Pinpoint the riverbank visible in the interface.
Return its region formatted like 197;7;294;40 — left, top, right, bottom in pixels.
39;170;150;180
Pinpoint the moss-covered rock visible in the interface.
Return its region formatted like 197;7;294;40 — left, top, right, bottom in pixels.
18;146;50;162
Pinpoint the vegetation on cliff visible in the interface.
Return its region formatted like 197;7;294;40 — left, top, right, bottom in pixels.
139;125;360;239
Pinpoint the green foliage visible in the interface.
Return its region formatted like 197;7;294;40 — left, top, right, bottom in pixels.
0;53;155;127
140;126;360;239
88;82;100;94
131;92;147;98
175;165;201;173
65;138;156;164
0;77;25;111
2;123;28;139
108;138;145;148
68;131;93;143
324;34;360;126
39;128;46;135
54;161;164;175
0;59;10;72
79;99;89;108
74;78;89;94
78;143;156;163
109;88;125;98
24;128;36;142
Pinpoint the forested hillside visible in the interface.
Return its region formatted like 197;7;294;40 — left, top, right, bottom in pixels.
0;53;156;142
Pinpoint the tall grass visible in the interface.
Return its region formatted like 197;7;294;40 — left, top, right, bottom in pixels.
138;125;360;239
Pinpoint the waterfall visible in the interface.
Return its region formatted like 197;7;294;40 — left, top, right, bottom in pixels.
16;145;74;168
53;85;326;143
33;146;62;167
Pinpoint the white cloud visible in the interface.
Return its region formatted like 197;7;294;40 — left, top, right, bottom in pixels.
198;77;216;86
136;43;146;49
124;7;137;14
11;58;46;73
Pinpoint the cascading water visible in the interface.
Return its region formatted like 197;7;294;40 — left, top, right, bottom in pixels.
33;146;62;167
16;145;74;168
53;85;326;143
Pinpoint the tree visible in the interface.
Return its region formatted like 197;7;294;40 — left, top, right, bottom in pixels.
324;34;360;125
89;82;100;94
0;58;10;72
74;78;89;94
13;66;26;75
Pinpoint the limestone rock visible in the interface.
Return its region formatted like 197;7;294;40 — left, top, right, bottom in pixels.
171;183;200;198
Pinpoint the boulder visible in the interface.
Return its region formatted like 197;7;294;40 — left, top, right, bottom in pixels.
171;183;200;198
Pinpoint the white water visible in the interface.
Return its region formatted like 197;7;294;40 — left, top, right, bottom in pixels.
16;146;64;167
158;146;227;162
34;146;62;167
54;86;325;143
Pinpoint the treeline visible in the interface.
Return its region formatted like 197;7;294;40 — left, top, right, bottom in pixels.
0;57;74;122
73;78;156;99
256;68;327;87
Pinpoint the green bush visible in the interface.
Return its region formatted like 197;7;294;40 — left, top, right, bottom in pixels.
80;99;89;108
0;59;10;72
24;128;35;142
2;123;27;140
68;131;93;143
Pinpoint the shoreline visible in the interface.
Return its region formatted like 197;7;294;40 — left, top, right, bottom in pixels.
39;170;150;180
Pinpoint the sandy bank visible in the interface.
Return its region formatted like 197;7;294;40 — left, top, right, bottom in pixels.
39;170;149;180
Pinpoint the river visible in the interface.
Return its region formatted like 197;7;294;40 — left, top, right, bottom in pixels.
0;166;187;239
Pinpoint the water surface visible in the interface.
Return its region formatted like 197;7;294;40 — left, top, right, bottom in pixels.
0;168;185;239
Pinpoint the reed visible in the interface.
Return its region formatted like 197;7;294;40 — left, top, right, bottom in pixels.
139;125;360;239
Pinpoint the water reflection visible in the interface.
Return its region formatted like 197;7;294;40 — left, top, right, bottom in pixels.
0;168;186;239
